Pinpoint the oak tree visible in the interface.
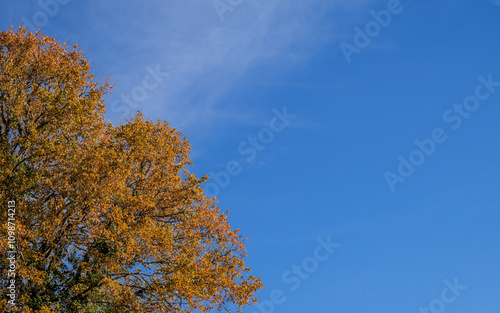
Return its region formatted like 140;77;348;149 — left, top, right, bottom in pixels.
0;27;262;313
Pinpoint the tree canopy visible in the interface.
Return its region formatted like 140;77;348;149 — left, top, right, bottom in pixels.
0;27;262;313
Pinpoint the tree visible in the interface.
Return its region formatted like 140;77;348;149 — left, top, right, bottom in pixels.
0;27;262;313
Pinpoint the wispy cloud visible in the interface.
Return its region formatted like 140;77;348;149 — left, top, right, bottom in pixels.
74;0;372;129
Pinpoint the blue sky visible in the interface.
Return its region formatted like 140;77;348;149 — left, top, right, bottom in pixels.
2;0;500;312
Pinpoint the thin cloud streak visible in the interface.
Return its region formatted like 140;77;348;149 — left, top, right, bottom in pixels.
78;0;371;129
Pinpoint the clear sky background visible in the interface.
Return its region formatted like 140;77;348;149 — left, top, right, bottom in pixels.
2;0;500;312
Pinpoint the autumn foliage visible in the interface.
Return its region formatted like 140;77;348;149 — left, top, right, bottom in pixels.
0;27;262;312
